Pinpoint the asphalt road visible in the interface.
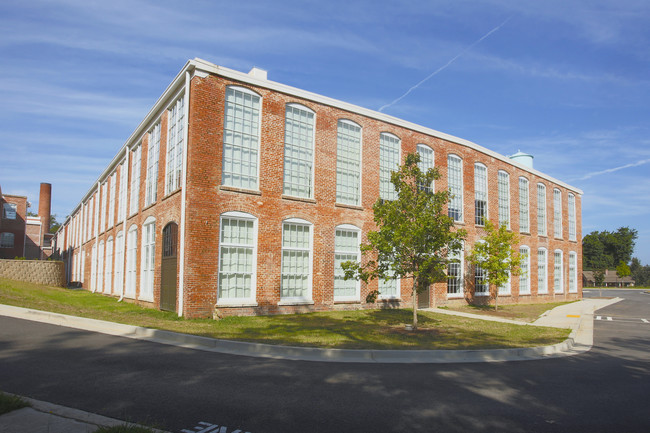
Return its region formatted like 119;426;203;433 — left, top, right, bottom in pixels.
1;289;648;433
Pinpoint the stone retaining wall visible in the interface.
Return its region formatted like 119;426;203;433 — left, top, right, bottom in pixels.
0;259;66;287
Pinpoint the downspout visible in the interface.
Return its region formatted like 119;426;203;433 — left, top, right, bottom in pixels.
177;71;191;317
119;150;130;302
91;181;100;293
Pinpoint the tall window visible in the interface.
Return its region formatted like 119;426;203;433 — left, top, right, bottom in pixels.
447;242;464;297
140;218;156;301
0;233;14;248
166;95;185;193
334;226;360;301
498;170;510;229
118;161;127;222
283;104;314;198
105;237;113;294
553;188;562;238
222;87;260;190
108;173;116;228
97;240;105;293
537;183;547;237
281;220;312;301
379;133;400;201
417;144;434;193
554;250;563;293
474;163;487;225
519;177;529;233
218;212;257;303
100;182;107;232
568;193;576;241
145;123;160;206
569;251;578;293
2;203;17;219
336;120;362;205
130;145;141;215
447;154;463;222
125;225;138;298
538;248;548;294
519;246;530;294
90;244;97;291
474;264;488;295
83;202;89;242
114;231;124;295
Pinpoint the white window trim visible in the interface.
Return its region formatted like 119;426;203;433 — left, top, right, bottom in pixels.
379;132;401;202
279;218;314;304
336;119;363;206
554;249;564;294
446;241;464;299
537;183;547;237
222;86;262;192
334;224;361;302
568;193;577;242
554;188;563;239
125;225;138;299
519;246;530;295
568;251;578;293
416;143;435;191
97;240;105;293
474;163;488;226
283;103;316;199
104;237;114;294
498;170;510;229
139;216;156;302
538;247;548;294
447;154;463;222
519;177;529;233
114;231;125;295
217;211;258;306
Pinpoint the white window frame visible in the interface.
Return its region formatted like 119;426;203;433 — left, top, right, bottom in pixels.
447;241;464;298
114;231;124;295
334;224;361;302
447;154;463;222
498;272;511;295
130;145;141;216
90;244;97;291
104;236;113;294
100;182;107;233
379;132;401;201
498;170;510;229
554;188;563;239
519;246;530;295
283;103;315;199
569;251;578;293
568;193;576;242
336;120;362;206
140;216;156;302
474;163;488;225
217;211;258;306
538;248;548;294
166;94;186;194
3;203;17;219
554;249;564;294
519;177;529;233
279;218;313;304
125;225;138;299
416;144;434;192
118;161;127;222
537;183;547;237
145;122;160;207
97;240;105;293
222;86;261;191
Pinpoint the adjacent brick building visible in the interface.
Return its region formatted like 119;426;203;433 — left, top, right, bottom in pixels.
54;58;583;318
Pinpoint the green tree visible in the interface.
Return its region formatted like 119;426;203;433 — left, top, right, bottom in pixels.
582;233;610;270
342;152;466;330
467;219;523;311
630;257;650;286
582;227;638;270
616;260;631;287
49;214;61;233
593;269;606;287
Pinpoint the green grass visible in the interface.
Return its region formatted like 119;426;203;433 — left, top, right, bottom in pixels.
442;301;577;323
0;277;570;350
0;392;30;415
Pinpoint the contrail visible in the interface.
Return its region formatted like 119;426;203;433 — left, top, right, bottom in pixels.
575;158;650;181
378;17;512;113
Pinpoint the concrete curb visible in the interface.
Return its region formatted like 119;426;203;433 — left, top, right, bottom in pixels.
0;303;604;364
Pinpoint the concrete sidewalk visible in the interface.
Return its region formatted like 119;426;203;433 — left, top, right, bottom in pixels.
0;393;169;433
0;297;622;364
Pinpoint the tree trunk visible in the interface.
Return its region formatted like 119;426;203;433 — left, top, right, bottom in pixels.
494;285;499;311
412;278;418;330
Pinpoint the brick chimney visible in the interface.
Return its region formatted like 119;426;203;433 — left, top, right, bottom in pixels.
39;183;52;234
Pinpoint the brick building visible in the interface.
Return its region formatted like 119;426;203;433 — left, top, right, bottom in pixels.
54;58;583;318
1;183;53;260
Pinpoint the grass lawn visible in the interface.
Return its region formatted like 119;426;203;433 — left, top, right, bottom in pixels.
0;277;570;350
440;301;577;323
0;392;30;415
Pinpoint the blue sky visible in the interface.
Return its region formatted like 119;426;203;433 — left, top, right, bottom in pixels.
1;0;649;264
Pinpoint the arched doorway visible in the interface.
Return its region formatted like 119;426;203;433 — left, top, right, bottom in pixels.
160;222;178;312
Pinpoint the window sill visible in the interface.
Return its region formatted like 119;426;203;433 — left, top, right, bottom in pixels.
475;293;489;297
334;299;361;304
278;299;314;306
378;296;401;301
219;185;262;196
498;293;511;297
447;294;464;299
163;188;182;200
216;301;259;308
335;203;364;211
282;195;316;204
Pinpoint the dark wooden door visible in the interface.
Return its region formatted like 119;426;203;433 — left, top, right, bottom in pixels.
160;223;178;312
418;285;430;309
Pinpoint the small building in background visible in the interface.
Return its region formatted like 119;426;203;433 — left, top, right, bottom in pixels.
582;270;635;287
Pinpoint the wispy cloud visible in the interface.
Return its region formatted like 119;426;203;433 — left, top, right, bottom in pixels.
575;159;650;181
378;17;512;112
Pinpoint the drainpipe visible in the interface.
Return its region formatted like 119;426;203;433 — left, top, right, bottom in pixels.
177;70;190;317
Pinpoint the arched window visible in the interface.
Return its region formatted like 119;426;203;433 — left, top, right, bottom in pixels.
114;231;124;294
334;224;361;301
416;144;434;192
379;132;400;201
105;237;114;294
554;189;563;238
537;248;548;294
568;251;578;293
166;94;185;194
474;163;487;225
568;193;577;241
217;211;258;304
519;246;530;294
519;177;529;233
336;120;362;205
283;103;315;198
554;249;564;293
125;225;138;298
498;170;510;229
140;217;156;301
447;241;464;298
447;154;463;222
222;86;261;190
537;183;547;237
97;240;105;293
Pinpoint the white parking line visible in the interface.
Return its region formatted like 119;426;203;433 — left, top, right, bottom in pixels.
643;319;649;323
607;317;613;321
